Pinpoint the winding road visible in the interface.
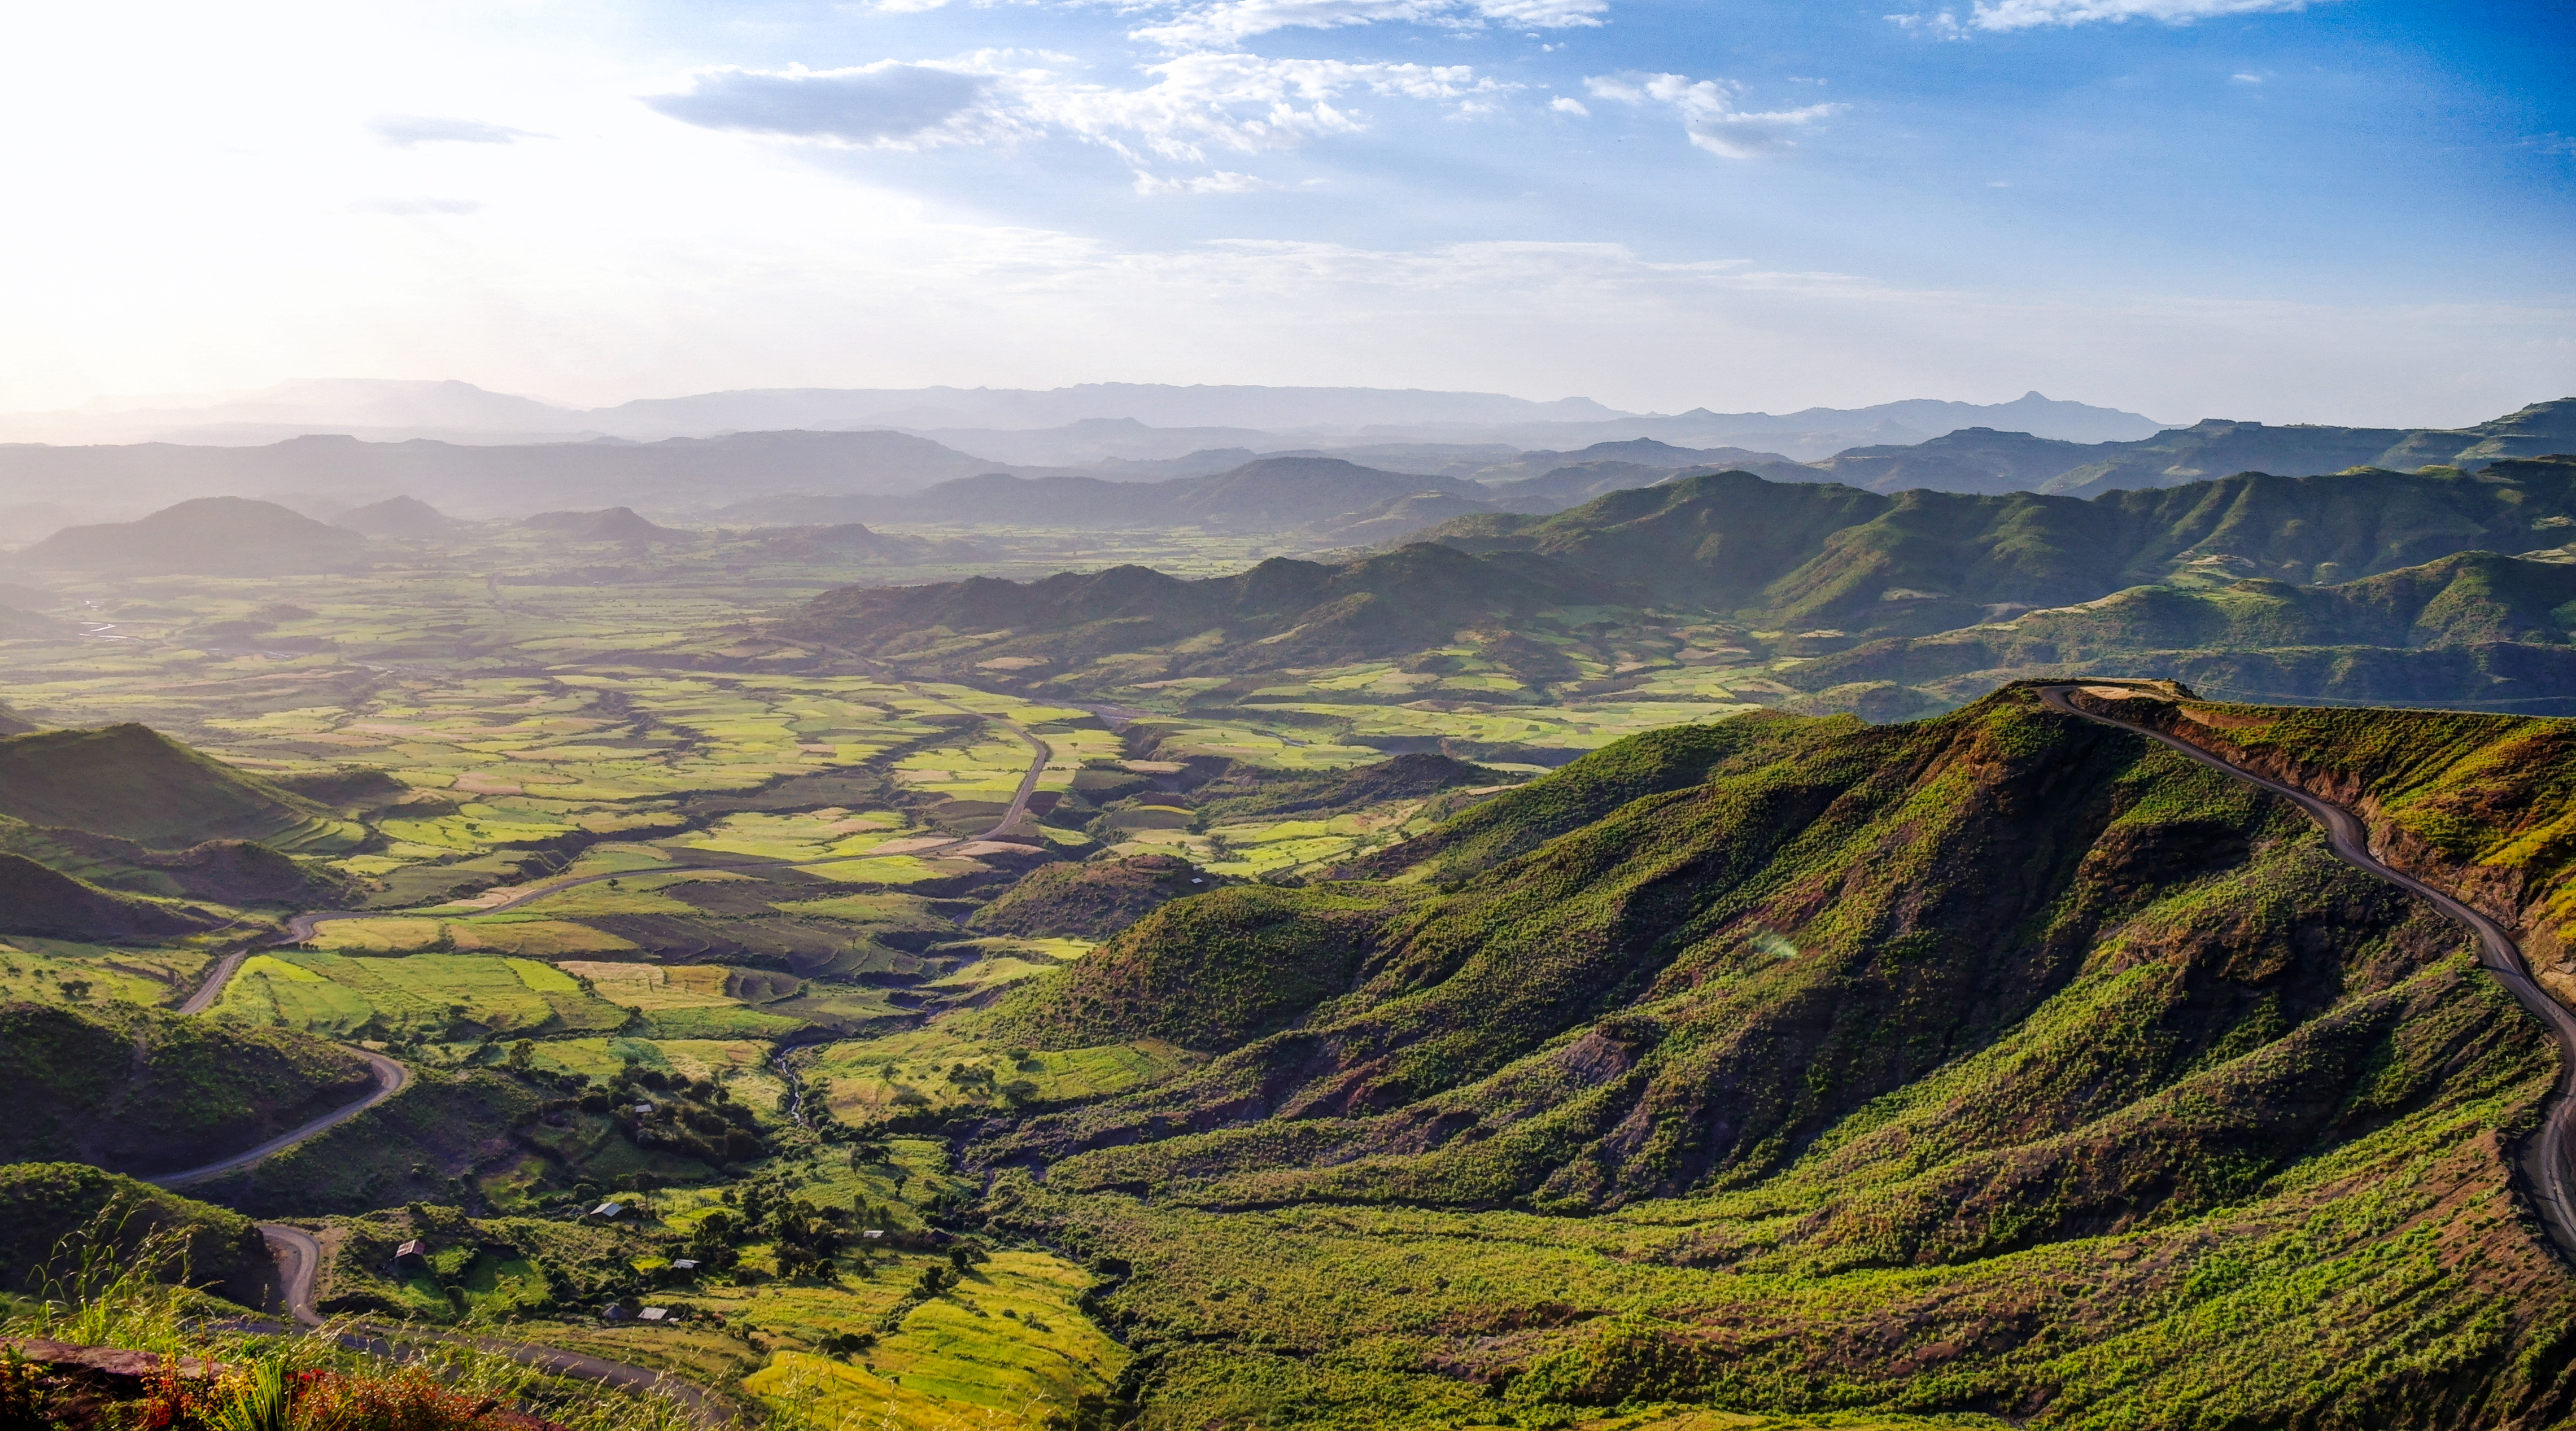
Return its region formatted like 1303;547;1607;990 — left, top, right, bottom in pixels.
133;666;1056;1423
256;1223;731;1424
2040;682;2576;1261
143;1049;411;1189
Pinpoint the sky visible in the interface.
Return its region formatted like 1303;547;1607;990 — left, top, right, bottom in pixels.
0;0;2569;426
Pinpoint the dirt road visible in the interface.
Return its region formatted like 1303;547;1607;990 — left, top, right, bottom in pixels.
2041;682;2576;1260
143;1049;411;1188
256;1223;731;1425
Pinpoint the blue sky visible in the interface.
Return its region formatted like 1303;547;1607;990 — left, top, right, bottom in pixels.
0;0;2566;424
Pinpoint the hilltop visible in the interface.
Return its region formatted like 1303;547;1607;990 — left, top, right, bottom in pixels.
0;723;353;850
966;687;2576;1427
522;505;684;542
333;493;455;537
10;496;368;575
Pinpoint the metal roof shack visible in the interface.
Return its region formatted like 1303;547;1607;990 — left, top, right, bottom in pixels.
639;1307;670;1323
590;1202;626;1218
394;1240;430;1263
670;1259;699;1271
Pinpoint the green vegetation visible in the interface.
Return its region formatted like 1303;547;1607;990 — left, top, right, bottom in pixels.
21;470;2576;1427
0;1001;373;1174
937;688;2576;1427
0;722;357;850
0;1162;272;1299
212;951;632;1038
0;1204;701;1429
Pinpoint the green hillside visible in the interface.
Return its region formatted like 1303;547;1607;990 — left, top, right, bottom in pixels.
0;850;222;939
1783;550;2576;714
0;723;355;850
802;540;1608;682
967;851;1222;939
953;689;2576;1427
0;819;357;906
1424;459;2576;634
1799;397;2576;498
805;457;2576;727
10;495;368;575
0;1000;375;1173
0;1161;274;1300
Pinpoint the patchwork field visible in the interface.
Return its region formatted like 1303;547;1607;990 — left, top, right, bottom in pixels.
0;938;207;1007
212;950;634;1036
811;1022;1198;1123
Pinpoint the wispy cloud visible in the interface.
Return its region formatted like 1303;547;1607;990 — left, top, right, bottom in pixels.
370;115;543;147
1128;0;1605;51
1890;0;2332;36
1585;73;1844;158
644;64;998;147
648;52;1513;175
1133;168;1281;194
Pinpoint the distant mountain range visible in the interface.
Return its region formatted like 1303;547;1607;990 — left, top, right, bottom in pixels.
1809;400;2576;497
0;378;2164;453
804;455;2576;715
0;395;2565;546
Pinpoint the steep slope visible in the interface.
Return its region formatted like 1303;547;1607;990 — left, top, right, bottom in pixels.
0;1162;273;1302
966;689;2576;1428
0;851;222;939
2093;690;2576;1006
10;496;368;575
0;723;352;849
0;817;357;906
0;1001;375;1174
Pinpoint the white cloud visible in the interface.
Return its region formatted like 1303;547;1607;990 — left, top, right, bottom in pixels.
2230;72;2263;82
1550;95;1589;116
1128;0;1604;51
650;52;1511;173
1892;0;2331;34
644;63;999;147
1586;73;1844;158
1133;168;1281;194
370;115;540;146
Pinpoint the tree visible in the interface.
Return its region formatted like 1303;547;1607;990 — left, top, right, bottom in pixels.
505;1039;535;1075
